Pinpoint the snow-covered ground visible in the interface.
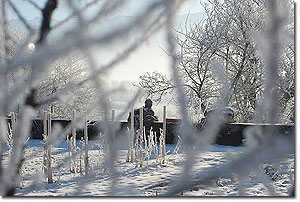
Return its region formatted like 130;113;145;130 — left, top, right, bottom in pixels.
2;139;294;197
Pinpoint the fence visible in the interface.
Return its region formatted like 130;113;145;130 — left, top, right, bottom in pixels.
5;108;295;187
6;114;294;146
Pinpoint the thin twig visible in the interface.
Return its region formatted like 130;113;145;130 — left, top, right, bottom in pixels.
23;0;42;10
7;0;34;34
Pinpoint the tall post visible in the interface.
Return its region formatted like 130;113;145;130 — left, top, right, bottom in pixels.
43;112;47;139
71;110;77;173
84;115;89;176
112;110;115;140
143;122;147;161
47;111;53;183
10;112;15;135
43;111;47;176
130;106;134;162
47;111;51;144
72;110;76;148
126;107;134;162
139;107;143;167
162;106;167;164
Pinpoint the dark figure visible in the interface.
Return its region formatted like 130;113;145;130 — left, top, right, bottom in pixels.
127;99;159;135
25;88;38;108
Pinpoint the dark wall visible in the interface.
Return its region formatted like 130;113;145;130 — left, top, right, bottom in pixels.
6;118;294;146
201;123;295;146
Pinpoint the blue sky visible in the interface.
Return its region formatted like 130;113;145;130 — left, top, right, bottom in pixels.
6;0;205;82
7;0;204;20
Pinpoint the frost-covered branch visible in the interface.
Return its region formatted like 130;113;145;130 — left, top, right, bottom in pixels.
37;0;58;44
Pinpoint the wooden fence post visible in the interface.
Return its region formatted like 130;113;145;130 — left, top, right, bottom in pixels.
130;106;134;162
127;106;135;162
126;108;131;162
162;106;167;164
11;112;15;135
43;111;47;176
139;107;143;167
84;114;89;176
112;110;115;140
71;110;77;173
47;111;53;183
43;111;47;138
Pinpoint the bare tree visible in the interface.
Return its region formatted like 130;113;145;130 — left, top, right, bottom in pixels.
138;0;294;123
37;53;95;118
